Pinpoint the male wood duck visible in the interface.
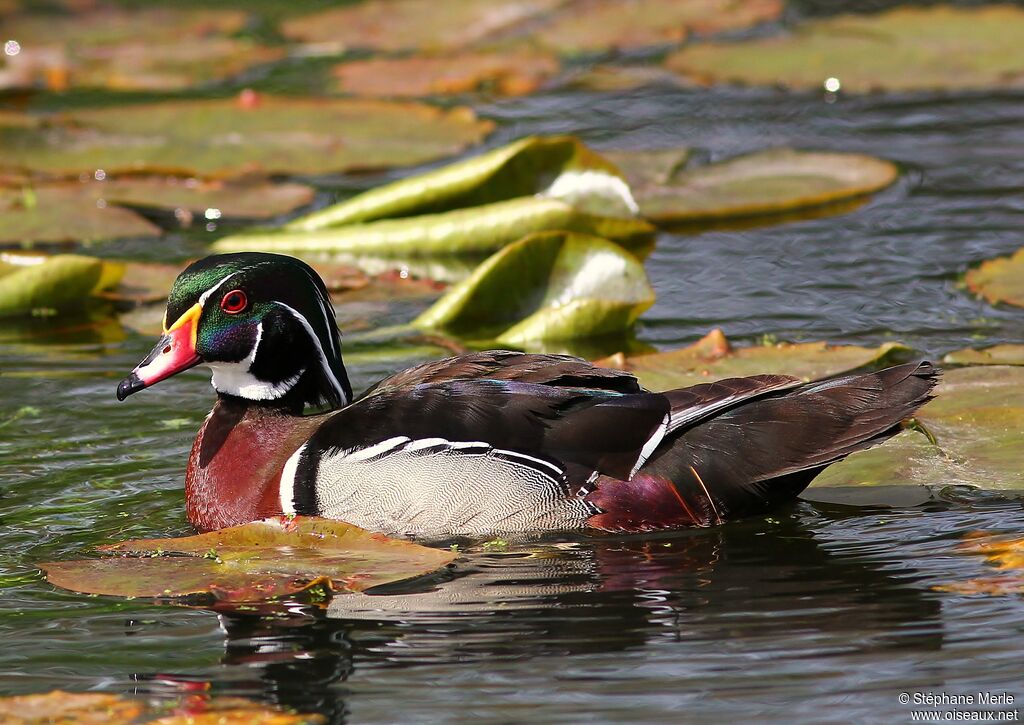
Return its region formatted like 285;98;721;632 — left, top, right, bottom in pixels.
117;252;938;538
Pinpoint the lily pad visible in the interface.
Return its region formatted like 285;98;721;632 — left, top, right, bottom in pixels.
601;148;691;189
287;135;637;231
281;0;564;51
332;50;560;98
0;96;493;178
534;0;782;55
0;691;323;725
0;184;161;244
943;344;1024;367
214;196;654;258
625;148;898;223
934;532;1024;597
595;328;911;391
666;5;1024;93
964;246;1024;308
0;253;124;318
40;516;456;603
413;231;654;344
3;6;282;91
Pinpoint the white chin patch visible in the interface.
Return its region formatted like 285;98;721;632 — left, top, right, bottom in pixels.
209;362;303;401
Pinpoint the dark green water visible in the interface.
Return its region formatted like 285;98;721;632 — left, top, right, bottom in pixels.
3;4;1024;723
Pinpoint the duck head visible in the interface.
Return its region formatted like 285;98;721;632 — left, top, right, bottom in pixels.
117;252;352;411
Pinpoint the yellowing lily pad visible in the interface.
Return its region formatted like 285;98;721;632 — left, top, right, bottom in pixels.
3;6;282;91
0;184;161;244
943;344;1024;367
0;97;493;178
0;253;124;318
281;0;564;51
332;50;560;98
595;328;910;391
625;148;898;223
602;148;691;189
534;0;782;55
0;691;324;725
964;246;1024;308
414;231;654;343
934;532;1024;597
666;5;1024;93
40;516;456;603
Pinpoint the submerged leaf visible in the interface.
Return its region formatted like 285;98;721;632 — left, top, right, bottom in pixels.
943;344;1024;367
964;246;1024;309
332;51;560;98
414;231;654;343
281;0;564;51
666;5;1024;92
214;196;653;258
625;148;898;223
0;184;161;243
41;516;456;603
534;0;782;55
934;532;1024;597
287;135;637;231
0;97;493;178
595;328;910;391
0;254;124;318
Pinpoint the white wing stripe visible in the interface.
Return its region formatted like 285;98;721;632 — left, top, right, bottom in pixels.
345;436;411;461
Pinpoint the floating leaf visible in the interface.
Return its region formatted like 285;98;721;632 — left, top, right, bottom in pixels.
214;197;654;258
0;254;124;318
0;184;160;244
944;344;1024;367
332;50;560;98
964;246;1024;309
602;148;692;189
624;148;898;223
0;97;493;178
41;516;456;603
595;328;911;391
287;135;636;231
934;532;1024;597
2;6;281;91
915;366;1024;491
281;0;564;52
534;0;782;55
666;5;1024;93
0;691;324;725
413;231;654;343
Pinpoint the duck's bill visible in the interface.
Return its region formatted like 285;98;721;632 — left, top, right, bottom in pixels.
116;304;202;401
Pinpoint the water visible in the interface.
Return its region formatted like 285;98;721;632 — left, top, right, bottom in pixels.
2;4;1024;723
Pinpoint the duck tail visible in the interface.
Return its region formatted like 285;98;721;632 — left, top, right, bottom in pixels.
586;361;940;532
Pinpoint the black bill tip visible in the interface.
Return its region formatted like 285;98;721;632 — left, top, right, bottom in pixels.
116;373;145;401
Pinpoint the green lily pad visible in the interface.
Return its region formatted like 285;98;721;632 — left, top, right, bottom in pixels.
287;135;636;231
534;0;782;55
944;345;1024;367
0;183;161;244
625;148;898;223
665;5;1024;93
964;246;1024;308
595;328;912;391
0;96;494;178
0;253;124;317
332;50;560;98
281;0;564;52
414;231;654;344
807;429;946;491
602;148;692;189
2;6;282;91
214;196;653;258
40;516;457;603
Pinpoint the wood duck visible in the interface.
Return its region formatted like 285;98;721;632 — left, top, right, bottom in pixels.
117;252;938;539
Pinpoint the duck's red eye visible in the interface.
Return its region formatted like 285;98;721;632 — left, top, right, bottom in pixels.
220;289;247;314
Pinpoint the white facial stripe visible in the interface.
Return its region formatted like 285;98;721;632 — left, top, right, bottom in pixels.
630;413;669;478
276;301;348;406
279;442;307;515
198;271;241;309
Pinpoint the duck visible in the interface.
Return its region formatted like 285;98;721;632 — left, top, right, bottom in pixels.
116;252;938;538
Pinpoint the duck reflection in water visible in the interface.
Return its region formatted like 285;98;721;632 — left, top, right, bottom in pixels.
132;507;943;724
